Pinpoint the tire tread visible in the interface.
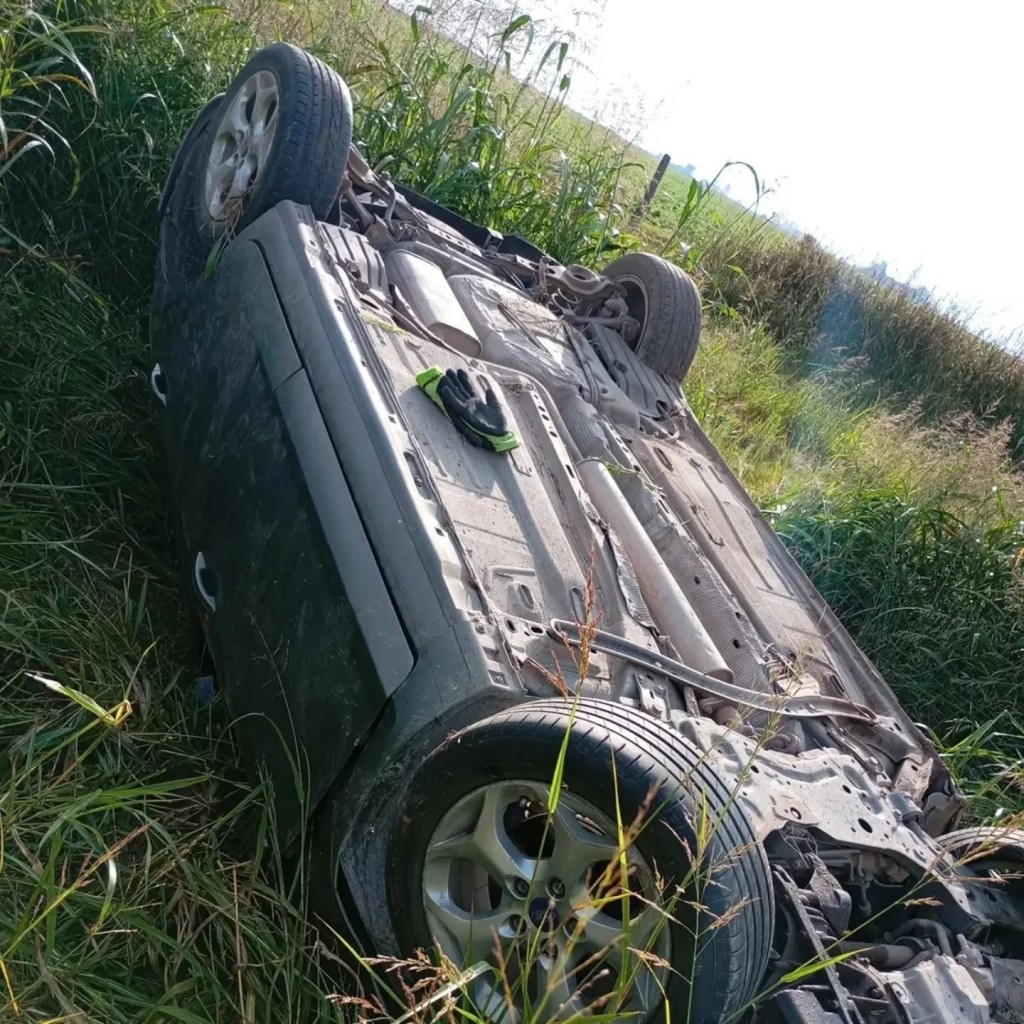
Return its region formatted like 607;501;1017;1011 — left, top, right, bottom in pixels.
389;698;773;1023
603;251;702;380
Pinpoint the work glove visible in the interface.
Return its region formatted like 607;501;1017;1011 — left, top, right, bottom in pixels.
416;366;520;453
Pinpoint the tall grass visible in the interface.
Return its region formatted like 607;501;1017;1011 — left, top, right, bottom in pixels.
0;2;101;248
0;262;345;1018
328;2;642;262
775;489;1024;732
707;231;1024;460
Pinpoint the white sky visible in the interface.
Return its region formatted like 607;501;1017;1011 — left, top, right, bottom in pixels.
542;0;1024;346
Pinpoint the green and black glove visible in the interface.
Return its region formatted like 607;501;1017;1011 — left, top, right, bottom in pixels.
416;366;520;453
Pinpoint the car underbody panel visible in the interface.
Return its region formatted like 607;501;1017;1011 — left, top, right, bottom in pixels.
155;174;1024;1022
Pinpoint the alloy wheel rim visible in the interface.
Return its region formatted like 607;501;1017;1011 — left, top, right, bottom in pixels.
422;779;671;1021
204;69;279;223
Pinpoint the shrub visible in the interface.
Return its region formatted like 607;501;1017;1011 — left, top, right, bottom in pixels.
708;233;1024;459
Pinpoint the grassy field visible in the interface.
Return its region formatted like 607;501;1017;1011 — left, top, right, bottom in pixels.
686;323;1024;802
2;0;1023;1018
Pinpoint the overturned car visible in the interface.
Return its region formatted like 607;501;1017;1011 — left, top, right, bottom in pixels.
151;42;1024;1024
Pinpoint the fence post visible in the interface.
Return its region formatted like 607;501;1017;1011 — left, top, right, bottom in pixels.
631;153;671;228
626;151;667;222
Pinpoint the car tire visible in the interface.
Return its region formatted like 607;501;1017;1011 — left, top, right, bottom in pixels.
158;94;225;222
194;42;352;240
156;96;223;292
386;698;772;1023
937;826;1024;862
937;826;1024;934
602;251;702;381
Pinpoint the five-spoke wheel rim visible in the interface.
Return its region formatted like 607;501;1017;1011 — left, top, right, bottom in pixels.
422;779;671;1021
204;69;279;223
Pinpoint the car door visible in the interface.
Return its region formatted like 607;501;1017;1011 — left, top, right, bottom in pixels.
152;237;413;840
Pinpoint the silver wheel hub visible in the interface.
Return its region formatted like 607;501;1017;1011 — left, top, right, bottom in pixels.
204;69;279;223
423;780;671;1021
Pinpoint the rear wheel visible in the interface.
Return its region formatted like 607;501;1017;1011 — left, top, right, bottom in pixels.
156;45;353;293
387;699;773;1023
196;42;352;238
602;251;703;381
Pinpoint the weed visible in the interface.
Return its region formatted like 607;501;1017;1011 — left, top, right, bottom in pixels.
775;488;1024;734
0;2;101;249
0;262;342;1019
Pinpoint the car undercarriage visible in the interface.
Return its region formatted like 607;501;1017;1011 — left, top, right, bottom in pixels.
151;42;1024;1023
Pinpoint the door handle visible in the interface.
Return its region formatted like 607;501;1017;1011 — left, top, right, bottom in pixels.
193;551;218;613
150;363;169;406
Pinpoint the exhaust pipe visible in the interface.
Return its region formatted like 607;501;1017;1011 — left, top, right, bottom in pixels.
578;458;731;682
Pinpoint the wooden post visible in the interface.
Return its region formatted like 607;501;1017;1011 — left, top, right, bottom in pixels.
632;152;671;227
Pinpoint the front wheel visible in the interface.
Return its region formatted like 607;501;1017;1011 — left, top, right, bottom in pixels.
937;826;1024;936
936;826;1024;861
387;699;773;1023
602;251;703;381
